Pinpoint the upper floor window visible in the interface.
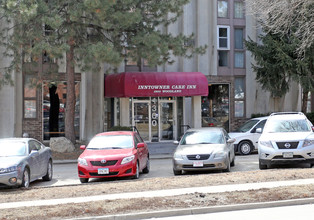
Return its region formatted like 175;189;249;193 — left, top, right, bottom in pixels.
234;1;244;19
218;1;228;18
234;28;245;68
217;26;230;50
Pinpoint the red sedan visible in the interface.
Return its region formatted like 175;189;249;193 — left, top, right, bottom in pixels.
77;131;150;183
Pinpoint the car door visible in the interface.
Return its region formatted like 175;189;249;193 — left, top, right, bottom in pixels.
34;141;47;176
251;119;267;149
27;140;41;179
135;134;147;170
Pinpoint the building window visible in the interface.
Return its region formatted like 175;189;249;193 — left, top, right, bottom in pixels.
218;1;228;18
307;92;311;113
24;75;37;119
234;78;245;117
218;51;229;67
234;1;244;19
217;26;230;50
234;28;245;68
43;81;80;140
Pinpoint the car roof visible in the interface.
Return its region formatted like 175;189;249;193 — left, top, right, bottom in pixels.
95;131;136;137
186;127;225;132
269;112;306;120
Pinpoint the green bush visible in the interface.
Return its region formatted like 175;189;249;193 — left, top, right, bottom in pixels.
251;113;271;118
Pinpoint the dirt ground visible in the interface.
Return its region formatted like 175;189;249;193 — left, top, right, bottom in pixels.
1;166;314;220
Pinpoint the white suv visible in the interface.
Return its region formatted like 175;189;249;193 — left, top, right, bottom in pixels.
258;112;314;169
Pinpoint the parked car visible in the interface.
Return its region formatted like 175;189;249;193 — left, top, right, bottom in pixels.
229;116;268;155
0;138;53;188
258;112;314;169
172;127;235;175
78;131;150;183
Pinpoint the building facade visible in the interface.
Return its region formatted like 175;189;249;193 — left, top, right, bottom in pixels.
0;0;307;143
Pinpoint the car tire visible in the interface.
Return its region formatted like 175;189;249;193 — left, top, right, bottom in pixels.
142;157;150;174
259;160;268;170
42;159;53;181
173;169;182;175
223;157;231;172
21;168;30;188
80;178;89;183
238;141;253;155
133;162;140;179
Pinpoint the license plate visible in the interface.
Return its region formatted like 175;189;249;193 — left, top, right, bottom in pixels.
98;168;109;174
193;161;204;167
283;152;293;158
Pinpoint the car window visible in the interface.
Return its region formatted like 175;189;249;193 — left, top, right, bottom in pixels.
266;119;311;133
236;119;259;132
255;119;267;130
0;140;27;156
181;131;224;145
87;135;134;149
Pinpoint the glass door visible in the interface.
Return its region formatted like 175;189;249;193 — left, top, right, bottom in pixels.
133;101;150;141
159;101;176;141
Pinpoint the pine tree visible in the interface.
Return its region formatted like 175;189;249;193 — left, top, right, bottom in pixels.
0;0;207;143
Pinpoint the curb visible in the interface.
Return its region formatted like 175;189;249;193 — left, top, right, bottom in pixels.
68;197;314;220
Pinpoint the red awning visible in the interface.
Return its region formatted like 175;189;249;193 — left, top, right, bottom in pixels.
105;72;208;97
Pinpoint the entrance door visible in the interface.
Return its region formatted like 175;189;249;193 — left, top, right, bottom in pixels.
133;101;150;141
159;101;176;141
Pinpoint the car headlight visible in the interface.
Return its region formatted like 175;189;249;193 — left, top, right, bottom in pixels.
173;152;184;160
303;139;314;148
214;151;226;158
0;166;17;174
78;158;88;166
121;155;135;164
259;141;273;148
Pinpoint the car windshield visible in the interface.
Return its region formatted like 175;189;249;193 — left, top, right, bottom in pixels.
235;119;259;132
266;119;311;133
0;141;27;157
180;131;224;145
87;135;134;149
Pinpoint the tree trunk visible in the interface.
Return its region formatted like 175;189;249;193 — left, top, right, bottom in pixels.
301;91;308;113
65;38;76;144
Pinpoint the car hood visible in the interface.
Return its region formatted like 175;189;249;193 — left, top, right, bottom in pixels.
260;132;312;142
80;148;134;159
175;144;225;155
0;156;25;167
228;132;248;138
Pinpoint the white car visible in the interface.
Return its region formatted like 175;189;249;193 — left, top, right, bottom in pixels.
229;116;268;155
258;112;314;169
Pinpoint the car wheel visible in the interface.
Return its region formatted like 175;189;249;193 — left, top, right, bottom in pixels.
80;178;89;183
42;159;53;181
142;157;150;174
133;162;140;179
239;141;253;155
230;156;235;167
21;168;30;188
223;158;231;172
259;160;268;170
173;169;182;175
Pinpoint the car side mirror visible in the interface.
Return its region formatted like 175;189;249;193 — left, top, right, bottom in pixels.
173;140;179;145
80;145;87;150
256;128;262;133
137;143;145;148
227;138;236;144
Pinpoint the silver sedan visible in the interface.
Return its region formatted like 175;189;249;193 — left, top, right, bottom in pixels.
0;138;53;188
172;127;235;175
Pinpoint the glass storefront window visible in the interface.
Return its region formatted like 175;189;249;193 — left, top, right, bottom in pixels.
43;81;80;140
234;78;245;117
235;101;244;117
24;75;37;119
202;84;230;132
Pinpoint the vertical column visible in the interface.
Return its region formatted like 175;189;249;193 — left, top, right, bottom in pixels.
191;96;202;128
120;98;130;127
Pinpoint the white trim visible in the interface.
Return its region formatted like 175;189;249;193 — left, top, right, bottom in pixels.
217;25;230;50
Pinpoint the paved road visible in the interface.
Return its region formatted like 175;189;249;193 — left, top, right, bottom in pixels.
31;154;259;188
143;204;314;220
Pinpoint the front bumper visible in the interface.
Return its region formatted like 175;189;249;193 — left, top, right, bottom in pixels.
173;156;229;172
0;171;22;187
78;161;137;179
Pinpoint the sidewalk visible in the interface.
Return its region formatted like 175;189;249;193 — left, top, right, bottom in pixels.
1;178;314;210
